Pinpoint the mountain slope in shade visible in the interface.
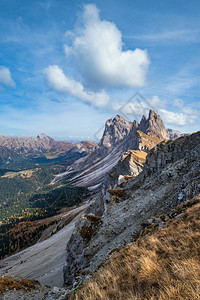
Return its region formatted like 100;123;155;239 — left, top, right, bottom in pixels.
53;110;169;188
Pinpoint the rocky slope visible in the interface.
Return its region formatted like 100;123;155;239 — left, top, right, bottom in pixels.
0;126;198;299
0;201;92;288
74;194;200;300
53;110;169;188
63;131;200;288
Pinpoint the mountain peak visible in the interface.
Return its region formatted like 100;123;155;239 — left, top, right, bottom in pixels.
99;115;132;148
139;110;169;140
37;133;52;140
100;111;169;149
149;109;157;119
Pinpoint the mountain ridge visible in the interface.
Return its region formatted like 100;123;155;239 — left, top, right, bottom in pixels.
52;110;169;188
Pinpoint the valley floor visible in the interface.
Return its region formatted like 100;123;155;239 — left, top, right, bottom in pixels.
0;202;90;287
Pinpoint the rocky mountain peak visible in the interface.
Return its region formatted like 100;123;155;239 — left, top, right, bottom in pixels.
36;133;53;140
99;115;132;148
139;110;169;140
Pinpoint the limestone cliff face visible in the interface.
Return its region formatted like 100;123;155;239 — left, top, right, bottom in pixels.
99;115;132;148
63;131;200;288
62;111;172;287
142;109;169;140
101;150;147;204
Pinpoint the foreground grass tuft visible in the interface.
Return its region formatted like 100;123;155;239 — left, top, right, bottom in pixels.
0;276;38;293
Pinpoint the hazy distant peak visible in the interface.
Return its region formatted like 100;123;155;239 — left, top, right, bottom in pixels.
36;133;52;140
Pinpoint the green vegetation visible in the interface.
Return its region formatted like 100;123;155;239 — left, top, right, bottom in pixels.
0;154;89;258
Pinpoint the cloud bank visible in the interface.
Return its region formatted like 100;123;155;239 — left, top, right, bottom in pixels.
44;65;109;107
64;4;150;88
0;66;15;88
45;4;150;109
112;94;198;126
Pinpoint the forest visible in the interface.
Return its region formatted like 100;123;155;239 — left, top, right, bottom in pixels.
0;156;89;258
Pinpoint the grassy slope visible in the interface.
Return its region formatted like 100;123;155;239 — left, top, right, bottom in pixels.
74;194;200;300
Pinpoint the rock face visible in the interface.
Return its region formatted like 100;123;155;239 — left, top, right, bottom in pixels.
99;115;132;148
101;150;147;204
53;110;169;188
63;131;200;288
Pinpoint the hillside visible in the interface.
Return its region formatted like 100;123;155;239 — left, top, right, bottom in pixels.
0;201;91;288
73;194;200;300
63;131;200;287
0;129;199;299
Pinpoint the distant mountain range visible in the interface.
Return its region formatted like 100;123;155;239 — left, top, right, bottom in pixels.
0;133;96;166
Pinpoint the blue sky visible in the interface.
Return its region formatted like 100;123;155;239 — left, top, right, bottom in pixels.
0;0;199;140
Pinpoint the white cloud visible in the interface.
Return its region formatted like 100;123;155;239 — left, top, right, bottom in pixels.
64;4;150;88
44;65;109;107
112;94;198;126
173;98;198;123
0;66;15;88
159;109;187;125
130;29;200;42
154;97;198;126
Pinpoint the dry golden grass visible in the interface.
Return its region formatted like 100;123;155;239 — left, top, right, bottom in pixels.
0;276;37;293
107;189;125;197
129;150;147;162
74;195;200;300
2;169;38;178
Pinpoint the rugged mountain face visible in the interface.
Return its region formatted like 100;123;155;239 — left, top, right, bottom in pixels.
99;115;132;148
74;194;200;300
63;131;200;287
101;150;147;203
53;110;169;188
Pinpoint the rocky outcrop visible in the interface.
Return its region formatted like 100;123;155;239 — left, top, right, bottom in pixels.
63;131;200;288
101;150;147;204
